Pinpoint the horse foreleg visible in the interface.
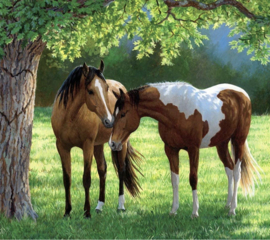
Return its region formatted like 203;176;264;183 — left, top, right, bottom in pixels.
94;144;107;213
117;143;127;211
165;144;180;215
187;146;200;218
56;140;72;217
82;139;94;218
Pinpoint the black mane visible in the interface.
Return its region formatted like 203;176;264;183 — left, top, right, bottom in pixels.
57;65;106;108
115;85;149;111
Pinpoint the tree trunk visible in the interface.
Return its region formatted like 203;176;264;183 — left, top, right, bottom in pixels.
0;36;46;220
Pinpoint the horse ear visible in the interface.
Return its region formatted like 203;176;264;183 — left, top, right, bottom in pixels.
113;90;120;99
99;60;105;73
82;62;89;76
119;88;125;97
119;88;125;101
113;88;125;100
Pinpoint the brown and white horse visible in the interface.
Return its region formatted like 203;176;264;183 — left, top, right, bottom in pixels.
51;61;142;218
109;82;261;218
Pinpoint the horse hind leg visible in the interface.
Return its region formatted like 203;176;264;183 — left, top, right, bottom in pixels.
94;144;107;213
216;140;235;209
56;140;72;217
229;139;245;216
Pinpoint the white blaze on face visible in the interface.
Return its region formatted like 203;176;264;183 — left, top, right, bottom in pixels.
115;107;119;117
150;83;249;148
108;134;112;146
95;79;112;121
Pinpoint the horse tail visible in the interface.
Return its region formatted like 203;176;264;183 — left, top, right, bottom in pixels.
231;140;262;196
111;140;144;197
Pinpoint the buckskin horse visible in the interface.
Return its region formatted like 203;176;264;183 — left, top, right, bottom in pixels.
109;82;260;218
51;61;142;218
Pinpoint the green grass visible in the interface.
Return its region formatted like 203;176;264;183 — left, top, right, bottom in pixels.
0;107;270;239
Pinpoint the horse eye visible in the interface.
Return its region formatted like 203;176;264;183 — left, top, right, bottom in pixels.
121;112;126;118
88;90;94;95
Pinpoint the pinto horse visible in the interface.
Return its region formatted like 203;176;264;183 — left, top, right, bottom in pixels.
109;82;260;218
51;61;142;218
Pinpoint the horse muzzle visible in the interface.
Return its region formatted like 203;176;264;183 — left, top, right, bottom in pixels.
109;140;122;151
102;116;115;128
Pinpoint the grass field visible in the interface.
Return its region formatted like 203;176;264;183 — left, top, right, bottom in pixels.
0;107;269;239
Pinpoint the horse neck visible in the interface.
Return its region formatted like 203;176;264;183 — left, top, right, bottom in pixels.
65;85;85;120
137;86;174;127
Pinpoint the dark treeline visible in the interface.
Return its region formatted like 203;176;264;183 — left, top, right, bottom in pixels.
36;39;270;114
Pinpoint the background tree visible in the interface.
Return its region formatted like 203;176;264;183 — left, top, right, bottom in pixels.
0;0;269;220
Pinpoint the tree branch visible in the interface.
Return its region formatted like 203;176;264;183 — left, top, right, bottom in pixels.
163;0;256;19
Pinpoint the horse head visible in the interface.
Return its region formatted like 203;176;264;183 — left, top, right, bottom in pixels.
82;60;114;128
109;89;140;151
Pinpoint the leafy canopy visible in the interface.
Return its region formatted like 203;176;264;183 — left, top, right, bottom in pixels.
0;0;270;65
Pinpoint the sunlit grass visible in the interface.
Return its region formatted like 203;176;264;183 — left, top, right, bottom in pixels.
0;108;269;238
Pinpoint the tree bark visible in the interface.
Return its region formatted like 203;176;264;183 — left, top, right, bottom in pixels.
0;36;46;220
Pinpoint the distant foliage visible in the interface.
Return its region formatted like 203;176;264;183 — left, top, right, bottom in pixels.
37;40;270;114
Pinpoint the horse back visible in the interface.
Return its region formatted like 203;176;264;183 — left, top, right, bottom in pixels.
152;83;251;149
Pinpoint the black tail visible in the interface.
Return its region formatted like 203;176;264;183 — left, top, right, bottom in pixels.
111;141;144;197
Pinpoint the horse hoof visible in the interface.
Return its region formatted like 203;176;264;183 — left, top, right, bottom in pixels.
169;212;177;216
96;209;102;214
191;213;199;219
84;213;91;219
228;211;236;216
63;213;71;219
224;205;231;210
117;208;126;213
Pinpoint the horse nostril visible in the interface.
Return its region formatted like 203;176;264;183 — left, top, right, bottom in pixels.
104;118;111;126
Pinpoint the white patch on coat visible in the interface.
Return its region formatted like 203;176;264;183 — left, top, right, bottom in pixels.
150;82;249;148
118;194;125;210
170;171;179;214
95;201;104;211
95;79;112;121
230;160;242;215
192;190;199;217
225;167;233;208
